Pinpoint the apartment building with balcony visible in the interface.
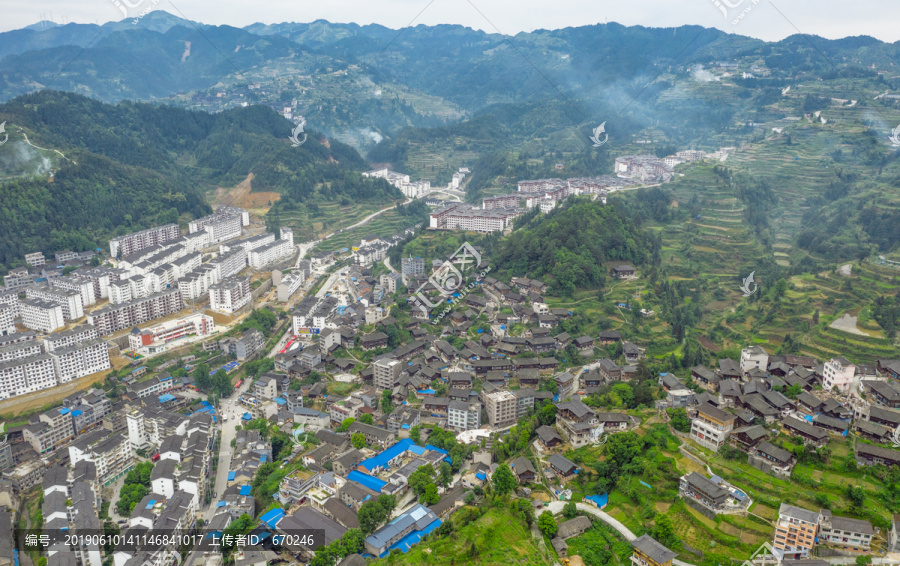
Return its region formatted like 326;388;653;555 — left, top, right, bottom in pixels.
690;402;736;451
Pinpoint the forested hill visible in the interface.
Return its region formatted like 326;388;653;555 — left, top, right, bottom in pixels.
492;199;662;297
0;91;400;272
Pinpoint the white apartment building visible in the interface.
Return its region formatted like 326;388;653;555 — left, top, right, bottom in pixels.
209;276;251;314
690;402;736;452
483;390;517;428
373;358;402;390
740;345;769;375
209;249;247;280
448;400;482;431
19;298;66;332
109;224;180;258
0;354;57;400
109;276;147;305
24;252;46;267
189;208;249;244
221;233;275;255
823;357;856;393
0;340;43;362
51;276;97;307
0;305;15;336
177;265;218;301
277;271;305;303
25;284;85;320
429;203;521;233
248;232;294;269
43;325;99;352
48;339;111;383
68;431;134;486
87;289;184;336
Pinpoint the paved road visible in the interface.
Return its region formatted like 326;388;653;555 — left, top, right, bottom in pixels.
546;501;636;541
383;256;397;274
321;198;413;240
204;378;254;522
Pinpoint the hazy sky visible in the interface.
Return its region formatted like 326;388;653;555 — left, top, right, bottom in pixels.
5;0;900;42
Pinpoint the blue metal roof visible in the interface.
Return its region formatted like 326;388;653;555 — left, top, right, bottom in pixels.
259;508;285;529
274;398;286;405
70;410;83;417
227;472;236;481
239;485;252;496
475;472;486;481
216;501;226;507
359;438;415;472
347;470;387;492
158;393;175;403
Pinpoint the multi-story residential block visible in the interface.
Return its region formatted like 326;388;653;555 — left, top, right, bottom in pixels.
23;407;74;454
330;398;364;424
277;270;305;302
482;194;522;209
109;224;180;258
678;472;729;510
68;430;134;486
483;390;517;428
0;340;42;362
51;276;97;307
248;238;294;269
177;264;218;300
209;276;252;314
773;504;819;559
555;400;604;448
400;256;425;277
221;233;275;255
43;325;98;352
374;358;403;390
0;353;57;399
448;400;481;431
690;402;736;451
48;339;111;383
822;357;856;393
208;249;247;281
818;511;873;551
222;328;264;361
127;313;215;355
429;203;521;233
188;207;249;243
252;375;278;400
24;252;46;268
741;345;769;375
631;535;677;566
87;289;184;335
18;298;65;332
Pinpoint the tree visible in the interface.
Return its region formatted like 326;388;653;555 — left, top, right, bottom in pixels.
357;495;396;535
439;462;452;488
192;363;211;391
408;466;435;497
537;511;557;537
381;390;393;414
492;463;516;496
563;501;578;519
420;483;439;505
351;432;366;450
846;485;866;510
358;413;374;425
409;425;421;445
338;418;356;432
856;556;873;566
666;408;691;432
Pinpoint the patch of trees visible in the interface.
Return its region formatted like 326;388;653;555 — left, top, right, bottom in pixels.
358;495;396;535
115;462;154;515
191;364;233;398
495;201;661;297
